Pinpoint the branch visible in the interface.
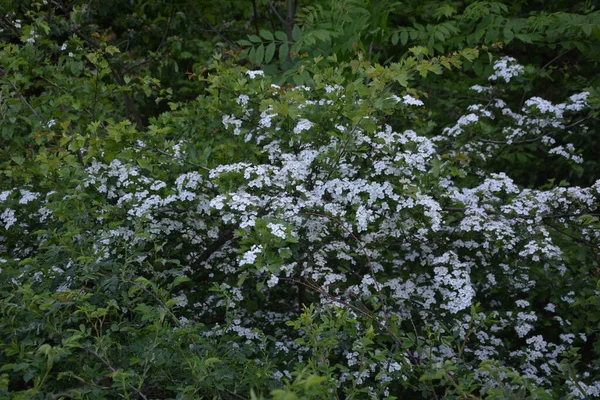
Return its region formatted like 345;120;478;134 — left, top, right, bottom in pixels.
50;374;112;400
477;115;593;145
0;68;47;126
267;1;288;28
81;347;148;400
281;276;404;348
190;226;237;270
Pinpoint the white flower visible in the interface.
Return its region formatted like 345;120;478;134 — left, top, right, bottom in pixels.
293;119;313;134
60;43;68;51
239;245;263;266
246;70;264;79
267;275;279;287
267;223;287;239
402;94;424;106
470;85;492;93
236;94;249;106
489;56;524;83
1;209;16;230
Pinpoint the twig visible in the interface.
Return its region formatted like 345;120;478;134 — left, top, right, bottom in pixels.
539;48;573;73
49;374;112;400
267;1;288;29
282;276;403;347
155;0;175;54
0;68;47;126
146;144;210;171
81;347;148;400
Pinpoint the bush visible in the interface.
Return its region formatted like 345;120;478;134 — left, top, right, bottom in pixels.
1;1;600;399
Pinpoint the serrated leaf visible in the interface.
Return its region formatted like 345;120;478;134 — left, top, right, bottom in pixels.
304;375;325;389
278;247;292;259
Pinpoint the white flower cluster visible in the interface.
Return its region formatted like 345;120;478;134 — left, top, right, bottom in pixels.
239;245;263;266
488;56;525;83
437;61;590;165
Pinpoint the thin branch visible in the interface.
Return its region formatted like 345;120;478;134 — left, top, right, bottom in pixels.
546;222;599;249
81;347;148;400
123;58;155;75
190;226;237;270
146;144;210;171
478;115;594;145
281;276;403;347
185;1;238;48
155;0;175;54
0;68;47;126
443;207;599;222
267;1;287;28
50;374;112;400
539;48;573;72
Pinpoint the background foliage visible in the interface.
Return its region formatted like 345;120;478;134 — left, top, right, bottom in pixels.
1;0;599;399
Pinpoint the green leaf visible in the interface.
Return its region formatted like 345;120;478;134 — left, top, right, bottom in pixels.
170;275;191;289
292;73;304;86
400;30;409;45
248;34;262;43
303;375;325;389
391;32;399;45
278;248;292;259
203;358;222;367
265;42;276;64
292;25;301;42
484;28;497;43
279;42;289;63
69;61;83;76
274;31;288;41
260;29;274;41
255;44;265;64
473;60;483;76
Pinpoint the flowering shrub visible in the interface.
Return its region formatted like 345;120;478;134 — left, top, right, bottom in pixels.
1;47;599;399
